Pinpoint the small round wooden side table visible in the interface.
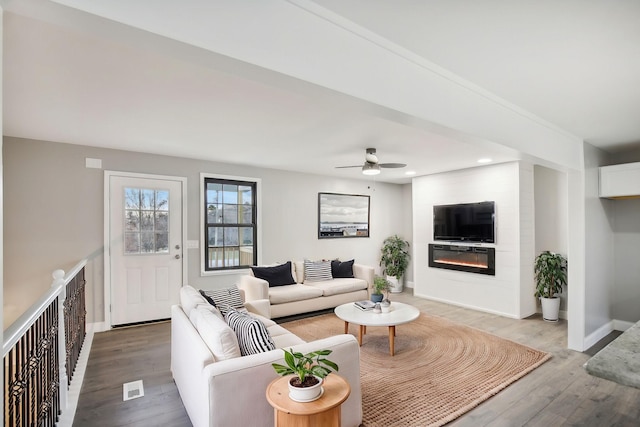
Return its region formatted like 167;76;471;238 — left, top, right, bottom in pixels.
266;374;351;427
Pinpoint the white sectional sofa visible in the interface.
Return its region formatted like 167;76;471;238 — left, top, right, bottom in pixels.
171;285;363;427
237;260;374;319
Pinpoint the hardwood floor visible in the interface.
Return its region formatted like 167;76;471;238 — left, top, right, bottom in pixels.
73;321;190;427
73;292;640;426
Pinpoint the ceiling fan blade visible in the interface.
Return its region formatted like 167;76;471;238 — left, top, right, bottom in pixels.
379;163;407;168
335;165;362;169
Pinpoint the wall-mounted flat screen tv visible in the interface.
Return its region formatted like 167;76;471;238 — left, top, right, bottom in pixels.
433;201;495;243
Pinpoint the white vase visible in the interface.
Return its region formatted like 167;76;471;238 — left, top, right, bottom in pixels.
540;297;561;322
288;376;324;402
387;275;403;293
381;300;391;313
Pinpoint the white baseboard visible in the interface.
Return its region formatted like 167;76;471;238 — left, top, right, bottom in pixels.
405;281;414;289
613;319;635;331
56;325;95;427
90;321;109;333
584;321;614;350
413;292;520;319
583;319;636;350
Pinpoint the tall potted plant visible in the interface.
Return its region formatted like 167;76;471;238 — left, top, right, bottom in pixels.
534;251;568;322
380;235;410;293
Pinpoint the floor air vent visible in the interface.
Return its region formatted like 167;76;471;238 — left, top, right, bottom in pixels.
123;380;144;401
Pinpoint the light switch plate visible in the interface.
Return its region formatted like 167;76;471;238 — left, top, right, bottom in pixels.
187;240;199;249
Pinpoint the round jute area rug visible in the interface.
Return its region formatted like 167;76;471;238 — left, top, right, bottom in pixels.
283;312;550;427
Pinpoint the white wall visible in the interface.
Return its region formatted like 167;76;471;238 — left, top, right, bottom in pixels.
518;163;536;317
401;183;413;286
582;143;615;345
534;165;569;311
412;162;535;318
607;150;640;325
3;137;406;327
612;198;640;323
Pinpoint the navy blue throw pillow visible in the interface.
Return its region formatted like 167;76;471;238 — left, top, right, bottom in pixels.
251;261;295;287
331;259;355;278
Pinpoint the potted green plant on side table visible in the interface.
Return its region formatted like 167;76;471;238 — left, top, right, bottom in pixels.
534;250;568;322
380;235;411;293
272;348;338;402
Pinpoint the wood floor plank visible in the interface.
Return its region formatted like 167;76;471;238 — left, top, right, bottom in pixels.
73;292;640;427
73;321;190;427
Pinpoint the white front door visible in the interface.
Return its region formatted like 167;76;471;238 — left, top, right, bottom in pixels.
106;172;185;326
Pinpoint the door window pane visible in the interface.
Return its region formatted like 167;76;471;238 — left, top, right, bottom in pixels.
124;187;170;255
125;188;140;209
125;211;140;231
140;232;155;253
155;212;168;231
141;211;154;231
141;189;155;210
155;233;169;253
125;233;140;254
156;190;169;211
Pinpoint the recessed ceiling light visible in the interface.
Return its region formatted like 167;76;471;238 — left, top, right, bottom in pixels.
477;158;492;164
405;170;416;176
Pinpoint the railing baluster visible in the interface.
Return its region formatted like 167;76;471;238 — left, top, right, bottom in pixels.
4;259;87;427
53;269;68;414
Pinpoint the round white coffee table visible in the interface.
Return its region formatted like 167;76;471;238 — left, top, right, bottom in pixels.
334;302;420;356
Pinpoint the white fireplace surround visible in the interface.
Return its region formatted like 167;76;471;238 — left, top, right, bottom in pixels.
413;162;536;319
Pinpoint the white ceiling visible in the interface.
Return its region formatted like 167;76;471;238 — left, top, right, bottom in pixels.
3;0;640;183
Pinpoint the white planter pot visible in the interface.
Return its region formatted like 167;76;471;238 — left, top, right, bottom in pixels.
381;301;391;313
387;275;403;293
540;297;561;322
288;376;324;402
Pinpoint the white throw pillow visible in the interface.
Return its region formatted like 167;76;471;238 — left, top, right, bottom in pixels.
195;307;241;361
180;285;209;315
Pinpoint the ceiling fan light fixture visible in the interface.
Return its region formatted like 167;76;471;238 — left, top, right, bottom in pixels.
362;162;381;175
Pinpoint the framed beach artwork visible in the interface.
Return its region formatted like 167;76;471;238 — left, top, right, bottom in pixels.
318;192;370;239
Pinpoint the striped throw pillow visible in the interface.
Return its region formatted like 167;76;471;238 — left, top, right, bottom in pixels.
303;259;332;282
225;308;276;356
201;286;246;317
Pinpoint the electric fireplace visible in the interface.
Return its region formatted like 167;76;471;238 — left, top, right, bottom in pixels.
428;244;495;275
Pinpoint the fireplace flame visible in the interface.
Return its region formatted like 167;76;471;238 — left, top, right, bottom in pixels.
435;259;488;269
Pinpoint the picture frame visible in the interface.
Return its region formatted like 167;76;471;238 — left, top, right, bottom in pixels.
318;192;370;239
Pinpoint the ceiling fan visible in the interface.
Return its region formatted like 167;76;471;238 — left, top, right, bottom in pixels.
336;148;407;175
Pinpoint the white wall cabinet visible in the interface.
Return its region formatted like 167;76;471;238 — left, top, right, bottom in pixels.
599;162;640;199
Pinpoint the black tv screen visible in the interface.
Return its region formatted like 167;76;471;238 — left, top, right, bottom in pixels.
433;201;495;243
